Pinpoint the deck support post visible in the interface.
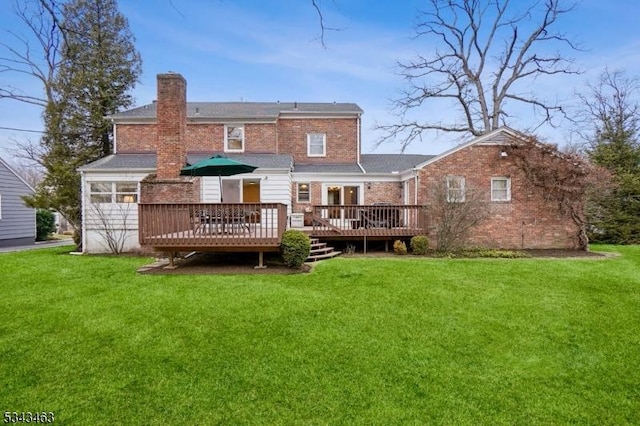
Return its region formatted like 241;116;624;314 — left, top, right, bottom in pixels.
364;236;367;254
165;251;178;270
255;251;267;269
385;240;389;252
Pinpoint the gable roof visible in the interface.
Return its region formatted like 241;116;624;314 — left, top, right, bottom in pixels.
109;102;363;121
0;156;35;192
415;126;522;169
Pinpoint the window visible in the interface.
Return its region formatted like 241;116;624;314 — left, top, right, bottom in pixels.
491;177;511;201
89;182;113;203
89;182;138;204
225;125;244;152
115;182;138;203
307;133;326;157
446;176;465;202
297;183;310;203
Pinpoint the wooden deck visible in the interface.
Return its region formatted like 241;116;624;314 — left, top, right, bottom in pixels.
306;204;428;239
138;203;428;252
138;203;288;252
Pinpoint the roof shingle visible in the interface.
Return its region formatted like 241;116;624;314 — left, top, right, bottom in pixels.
109;102;363;120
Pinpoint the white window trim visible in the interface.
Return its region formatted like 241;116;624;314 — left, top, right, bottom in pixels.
89;182;139;204
307;133;326;157
224;124;245;152
297;183;310;203
446;176;465;202
491;177;511;202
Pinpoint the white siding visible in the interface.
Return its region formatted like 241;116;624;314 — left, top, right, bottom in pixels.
202;172;292;209
201;176;221;202
82;171;149;253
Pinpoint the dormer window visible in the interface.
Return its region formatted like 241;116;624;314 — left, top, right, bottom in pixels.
307;133;326;157
225;125;244;152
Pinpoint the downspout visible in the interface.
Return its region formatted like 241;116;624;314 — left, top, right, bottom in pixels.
80;169;87;253
112;120;117;153
275;115;279;154
413;169;419;204
356;113;361;164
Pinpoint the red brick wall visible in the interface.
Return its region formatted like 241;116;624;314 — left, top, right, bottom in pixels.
184;124;223;152
246;123;277;152
156;73;187;179
417;144;579;249
116;124;157;152
364;182;403;204
119;122;279;154
278;118;358;162
183;123;277;153
139;175;201;203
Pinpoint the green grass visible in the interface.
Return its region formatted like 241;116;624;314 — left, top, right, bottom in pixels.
1;245;639;424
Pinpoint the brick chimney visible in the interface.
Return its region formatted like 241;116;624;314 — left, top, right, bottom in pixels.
156;72;187;180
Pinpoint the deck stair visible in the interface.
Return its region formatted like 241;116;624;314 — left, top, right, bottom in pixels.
307;238;341;262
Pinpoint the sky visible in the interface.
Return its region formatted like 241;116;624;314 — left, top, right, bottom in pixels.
1;0;639;162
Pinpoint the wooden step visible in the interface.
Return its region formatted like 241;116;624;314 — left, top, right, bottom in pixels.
307;250;342;262
310;245;335;255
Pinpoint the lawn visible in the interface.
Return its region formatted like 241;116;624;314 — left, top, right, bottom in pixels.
1;245;639;424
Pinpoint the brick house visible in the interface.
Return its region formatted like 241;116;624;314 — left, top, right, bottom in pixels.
79;72;580;255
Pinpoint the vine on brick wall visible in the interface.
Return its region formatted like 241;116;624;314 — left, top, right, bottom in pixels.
506;135;613;250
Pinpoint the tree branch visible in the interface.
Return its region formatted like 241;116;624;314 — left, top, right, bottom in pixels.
379;0;582;150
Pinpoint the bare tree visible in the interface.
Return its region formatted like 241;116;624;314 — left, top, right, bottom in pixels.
9;158;44;188
426;179;488;252
87;201;134;254
0;0;64;107
575;69;640;152
380;0;580;150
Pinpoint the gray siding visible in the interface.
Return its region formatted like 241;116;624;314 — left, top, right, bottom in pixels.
0;158;36;246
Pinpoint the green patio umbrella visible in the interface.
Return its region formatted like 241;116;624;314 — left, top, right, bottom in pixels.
180;155;258;202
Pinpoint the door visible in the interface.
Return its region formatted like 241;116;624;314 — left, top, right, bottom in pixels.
323;185;361;225
221;178;261;203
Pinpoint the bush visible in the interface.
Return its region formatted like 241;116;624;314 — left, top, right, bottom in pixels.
36;209;56;241
393;240;407;255
410;235;429;255
280;230;311;268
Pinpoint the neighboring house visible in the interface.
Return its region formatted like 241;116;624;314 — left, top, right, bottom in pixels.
0;156;36;247
79;72;580;255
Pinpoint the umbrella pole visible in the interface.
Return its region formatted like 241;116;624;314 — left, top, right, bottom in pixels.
219;175;223;203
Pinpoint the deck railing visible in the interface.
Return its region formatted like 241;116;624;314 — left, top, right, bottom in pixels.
310;204;428;236
139;203;288;249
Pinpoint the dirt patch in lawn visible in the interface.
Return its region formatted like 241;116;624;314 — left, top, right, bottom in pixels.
137;248;610;275
138;252;312;275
